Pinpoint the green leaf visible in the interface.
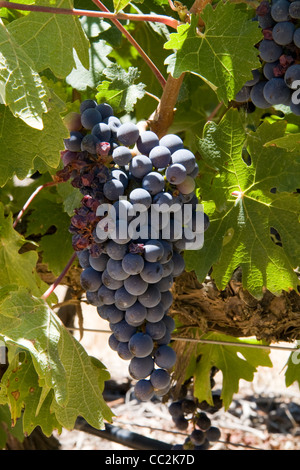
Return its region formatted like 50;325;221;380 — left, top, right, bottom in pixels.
0;19;47;129
0;289;113;433
113;0;131;11
56;181;82;217
0;100;68;187
285;346;300;389
66;39;112;91
0;204;46;296
185;331;272;410
7;0;89;79
25;195;74;276
185;108;300;297
96;64;146;113
164;3;262;103
265;132;300;152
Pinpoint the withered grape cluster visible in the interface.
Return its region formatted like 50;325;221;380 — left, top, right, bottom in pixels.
57;100;209;401
235;0;300;115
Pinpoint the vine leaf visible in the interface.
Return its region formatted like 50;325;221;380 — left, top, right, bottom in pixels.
96;64;146;113
24;194;74;276
184;108;300;298
66;39;112;92
7;0;89;79
0;19;47;129
0;101;68;187
164;2;262;103
0;204;47;297
0;288;113;434
284;348;300;390
185;332;272;410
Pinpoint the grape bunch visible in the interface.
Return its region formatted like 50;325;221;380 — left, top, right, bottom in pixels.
168;370;222;450
235;0;300;115
57;99;209;402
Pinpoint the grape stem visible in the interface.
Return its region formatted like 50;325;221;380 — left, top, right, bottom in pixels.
13;181;58;229
91;0;167;89
41;252;77;300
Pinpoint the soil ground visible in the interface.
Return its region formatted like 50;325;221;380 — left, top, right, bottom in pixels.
53;287;300;451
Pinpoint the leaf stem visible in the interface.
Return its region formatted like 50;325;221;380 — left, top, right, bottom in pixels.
13;181;57;229
0;2;179;29
41;252;77;300
91;0;167;89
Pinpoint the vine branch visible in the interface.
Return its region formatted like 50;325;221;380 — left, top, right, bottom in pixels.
0;1;179;29
91;0;166;89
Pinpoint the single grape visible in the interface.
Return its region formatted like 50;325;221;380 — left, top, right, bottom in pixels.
263;61;279;80
64;131;83;152
108;333;119;352
159;241;173;264
196;412;212;431
171;251;185;277
234;86;251;103
80;267;103;292
134;379;155;401
117;122;140;146
142;172;165;195
258;40;283;63
294;28;300;47
154;345;176;369
284;64;300;87
176;175;196;194
166;163;187;184
146;303;165;322
150;368;171;390
149;145;171;169
289;0;300;17
111;319;137;342
80;99;97;114
104;304;124;323
272;21;295;45
107;258;130;281
124;274;148;296
104;115;121;135
156;274;173;292
129;155;153;179
117;341;134;360
129;188;152;209
206;426;221;442
263;78;291;105
159;134;184;154
112;146;132;166
181;399;197;414
172;416;189;431
81;108;102;130
168;401;184;418
77;249;90;268
128;332;154;357
114;286;137;310
125;301;147;326
98;284;116;305
136;131;159;155
103;179;125;201
122;253;144;275
105;240;128;260
80;134;100;154
129;356;154;380
139;285;161;308
250;81;271;108
171;149;196;174
143;240;164;262
96;102;114;119
102;270;124;290
89;253;109;272
245;69;261;86
190;429;206;446
271;0;291;21
162;314;176;332
161;259;174;278
140;261;163;283
145;319;167;340
86;290;103;307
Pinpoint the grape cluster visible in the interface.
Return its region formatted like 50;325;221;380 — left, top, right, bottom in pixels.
168;370;222;450
57;99;209;402
235;0;300;115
